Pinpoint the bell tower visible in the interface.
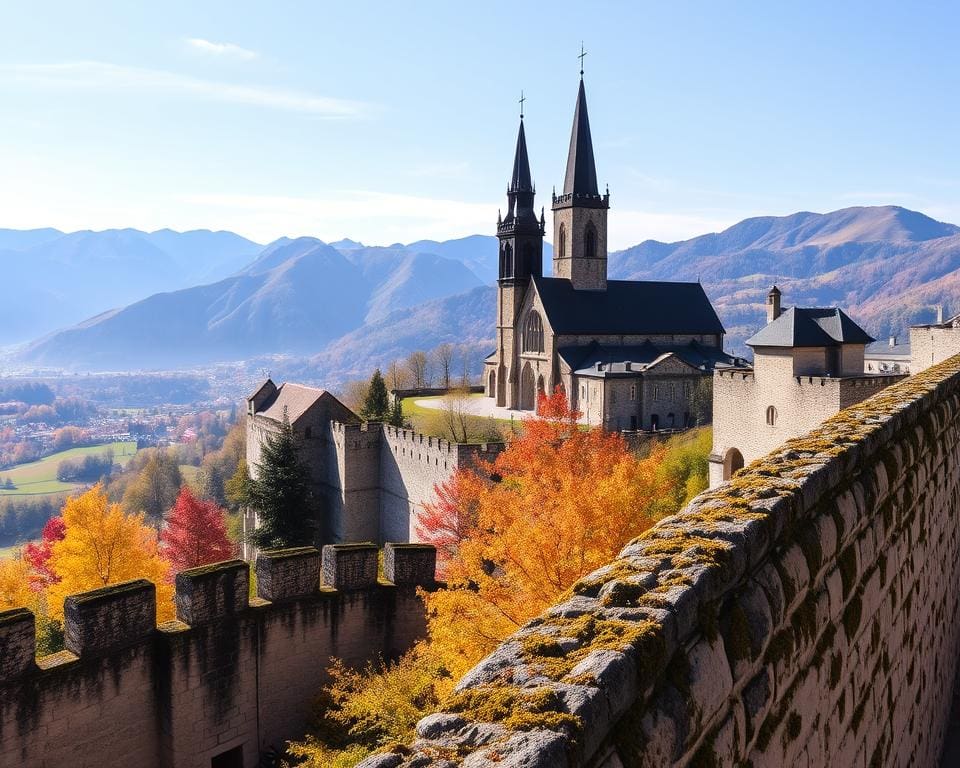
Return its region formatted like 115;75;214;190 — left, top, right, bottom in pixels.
495;104;545;407
552;71;609;291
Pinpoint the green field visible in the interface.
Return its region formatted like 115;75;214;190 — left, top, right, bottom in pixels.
0;441;138;497
400;394;518;440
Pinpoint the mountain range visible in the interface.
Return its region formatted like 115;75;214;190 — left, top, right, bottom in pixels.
7;206;960;381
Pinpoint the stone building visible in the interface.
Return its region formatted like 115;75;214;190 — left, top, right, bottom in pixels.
246;380;501;549
864;335;912;374
909;309;960;373
708;286;904;487
483;76;738;431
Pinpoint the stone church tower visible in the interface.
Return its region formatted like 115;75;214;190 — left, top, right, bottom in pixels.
495;115;545;407
552;77;610;291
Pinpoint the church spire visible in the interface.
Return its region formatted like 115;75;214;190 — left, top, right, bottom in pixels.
497;102;544;284
563;78;599;198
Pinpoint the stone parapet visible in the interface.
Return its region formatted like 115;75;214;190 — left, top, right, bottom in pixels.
175;560;249;625
383;543;436;586
0;607;36;681
256;547;321;601
381;353;960;767
65;579;156;656
322;543;378;589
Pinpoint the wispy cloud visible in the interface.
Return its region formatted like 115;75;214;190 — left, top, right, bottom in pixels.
2;61;366;117
185;38;258;60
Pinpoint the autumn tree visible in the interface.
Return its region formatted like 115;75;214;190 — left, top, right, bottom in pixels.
122;449;182;524
23;515;66;586
361;369;391;422
433;344;455;390
225;461;252;511
0;556;37;612
248;411;315;548
160;487;234;571
406;351;429;388
386;360;410;392
422;388;672;679
47;484;174;622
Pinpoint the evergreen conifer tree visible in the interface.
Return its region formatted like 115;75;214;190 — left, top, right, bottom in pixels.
388;398;405;428
248;409;315;548
361;369;391;422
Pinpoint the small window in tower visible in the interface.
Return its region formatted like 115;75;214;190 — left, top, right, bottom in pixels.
585;224;597;259
501;243;514;278
630;384;637;401
558;223;566;259
766;405;777;426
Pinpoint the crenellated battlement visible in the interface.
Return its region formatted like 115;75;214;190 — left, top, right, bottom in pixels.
0;543;437;768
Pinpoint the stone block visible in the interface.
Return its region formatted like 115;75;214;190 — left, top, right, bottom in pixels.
175;560;249;625
64;579;156;656
0;607;36;680
321;543;378;590
383;542;436;585
256;547;320;601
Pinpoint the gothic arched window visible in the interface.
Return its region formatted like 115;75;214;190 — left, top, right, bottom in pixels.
523;310;544;353
585;224;597;259
501;242;513;278
558;223;566;260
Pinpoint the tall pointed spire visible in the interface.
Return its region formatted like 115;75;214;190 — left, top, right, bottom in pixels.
510;119;534;195
562;79;599;197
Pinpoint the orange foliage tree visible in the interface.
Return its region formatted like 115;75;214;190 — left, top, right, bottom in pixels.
421;388;672;681
47;484;175;622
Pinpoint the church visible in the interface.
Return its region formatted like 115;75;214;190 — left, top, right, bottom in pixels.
483;76;738;431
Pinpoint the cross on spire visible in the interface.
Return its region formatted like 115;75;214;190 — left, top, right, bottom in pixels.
578;43;587;77
519;90;525;120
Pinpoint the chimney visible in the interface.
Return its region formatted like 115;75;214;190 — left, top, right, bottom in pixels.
936;304;944;324
889;335;896;348
766;285;782;324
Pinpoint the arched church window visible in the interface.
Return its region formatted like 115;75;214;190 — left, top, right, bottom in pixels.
523;310;544;353
558;224;566;260
766;405;777;426
501;242;513;278
585;224;597;259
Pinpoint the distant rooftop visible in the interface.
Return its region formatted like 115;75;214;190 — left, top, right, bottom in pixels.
560;340;742;378
747;307;874;349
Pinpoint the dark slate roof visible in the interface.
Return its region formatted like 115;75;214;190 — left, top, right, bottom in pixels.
559;340;742;378
533;277;726;336
563;79;599;197
511;119;534;194
746;307;874;348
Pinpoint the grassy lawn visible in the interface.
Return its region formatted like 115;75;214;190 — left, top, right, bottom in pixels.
401;394;518;441
0;441;137;497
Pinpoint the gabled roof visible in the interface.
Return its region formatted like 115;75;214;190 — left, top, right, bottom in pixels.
563;79;599;197
254;382;329;424
559;340;740;378
746;307;874;349
533;277;726;336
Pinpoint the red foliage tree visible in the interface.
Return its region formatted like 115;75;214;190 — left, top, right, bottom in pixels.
160;487;233;571
23;516;66;586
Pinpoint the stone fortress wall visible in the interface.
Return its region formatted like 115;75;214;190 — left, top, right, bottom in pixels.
380;353;960;767
329;420;503;545
0;543;437;768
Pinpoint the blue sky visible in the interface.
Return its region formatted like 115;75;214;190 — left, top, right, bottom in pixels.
2;1;960;248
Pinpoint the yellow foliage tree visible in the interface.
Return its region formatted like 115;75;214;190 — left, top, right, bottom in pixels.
47;484;175;622
0;555;38;612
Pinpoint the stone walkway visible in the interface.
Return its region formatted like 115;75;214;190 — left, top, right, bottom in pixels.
413;394;590;425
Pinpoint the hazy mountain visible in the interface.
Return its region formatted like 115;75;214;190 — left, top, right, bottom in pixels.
0;228;262;343
21;237;484;369
609;206;960;353
404;235;554;284
15;205;960;374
